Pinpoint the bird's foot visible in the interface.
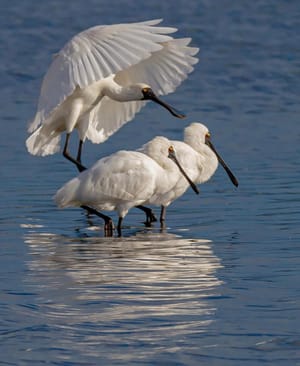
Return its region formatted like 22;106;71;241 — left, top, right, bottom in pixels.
144;211;158;226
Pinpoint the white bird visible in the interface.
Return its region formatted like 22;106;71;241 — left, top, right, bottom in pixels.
54;136;198;236
26;19;199;171
139;122;239;224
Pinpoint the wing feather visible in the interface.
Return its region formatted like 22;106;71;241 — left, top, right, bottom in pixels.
30;19;177;131
114;37;199;95
77;151;157;203
84;37;199;143
85;98;146;144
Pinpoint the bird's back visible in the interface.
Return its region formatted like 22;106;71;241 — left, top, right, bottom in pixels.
54;150;164;212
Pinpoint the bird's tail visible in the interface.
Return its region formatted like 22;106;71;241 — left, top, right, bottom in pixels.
28;111;42;133
26;125;61;156
54;177;81;208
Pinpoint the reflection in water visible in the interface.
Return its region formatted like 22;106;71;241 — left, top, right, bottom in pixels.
22;229;223;363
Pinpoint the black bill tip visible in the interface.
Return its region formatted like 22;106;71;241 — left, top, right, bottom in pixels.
205;137;239;188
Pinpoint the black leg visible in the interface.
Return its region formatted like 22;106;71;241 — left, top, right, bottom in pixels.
117;217;123;237
76;139;84;163
136;205;157;226
77;163;87;172
160;205;166;229
63;133;86;172
81;205;114;237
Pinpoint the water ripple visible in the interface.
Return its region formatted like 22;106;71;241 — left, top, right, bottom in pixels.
0;231;223;364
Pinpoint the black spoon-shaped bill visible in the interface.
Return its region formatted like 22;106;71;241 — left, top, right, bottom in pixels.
205;136;239;187
168;146;199;194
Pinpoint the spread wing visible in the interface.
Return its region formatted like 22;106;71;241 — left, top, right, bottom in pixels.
29;19;176;132
85;37;199;143
85;97;147;143
115;37;199;94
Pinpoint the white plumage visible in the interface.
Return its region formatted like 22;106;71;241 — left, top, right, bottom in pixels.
176;123;239;187
139;122;239;222
26;19;199;170
54;136;197;236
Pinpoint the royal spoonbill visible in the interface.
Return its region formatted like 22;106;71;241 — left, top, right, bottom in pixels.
26;19;199;171
54;136;198;236
139;122;238;224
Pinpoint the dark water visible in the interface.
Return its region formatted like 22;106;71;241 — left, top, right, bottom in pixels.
1;1;300;365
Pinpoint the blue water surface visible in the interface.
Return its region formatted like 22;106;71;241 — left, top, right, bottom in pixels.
1;1;300;365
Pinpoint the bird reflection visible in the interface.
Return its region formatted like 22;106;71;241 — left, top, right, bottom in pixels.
23;229;223;359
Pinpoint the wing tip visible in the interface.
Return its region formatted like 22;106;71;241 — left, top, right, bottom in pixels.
138;18;164;25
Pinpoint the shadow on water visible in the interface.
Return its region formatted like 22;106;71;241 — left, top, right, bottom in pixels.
15;227;223;364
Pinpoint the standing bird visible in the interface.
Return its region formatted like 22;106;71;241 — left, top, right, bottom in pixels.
54;137;198;236
139;122;238;224
26;19;199;171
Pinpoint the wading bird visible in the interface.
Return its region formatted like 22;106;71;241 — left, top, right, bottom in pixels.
54;136;198;236
139;122;239;224
26;19;199;171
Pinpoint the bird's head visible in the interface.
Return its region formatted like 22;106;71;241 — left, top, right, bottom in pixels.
184;122;239;187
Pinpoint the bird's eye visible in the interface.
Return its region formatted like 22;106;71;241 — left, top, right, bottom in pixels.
142;87;150;93
168;145;175;153
206;132;211;138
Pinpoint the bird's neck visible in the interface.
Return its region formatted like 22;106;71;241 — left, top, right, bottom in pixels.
186;138;218;183
200;148;218;183
102;79;134;102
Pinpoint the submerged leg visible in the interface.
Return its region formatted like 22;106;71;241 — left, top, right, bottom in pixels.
160;205;166;229
63;133;86;172
135;205;157;226
81;205;114;237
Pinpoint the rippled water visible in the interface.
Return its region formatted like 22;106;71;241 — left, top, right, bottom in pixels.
1;1;300;365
